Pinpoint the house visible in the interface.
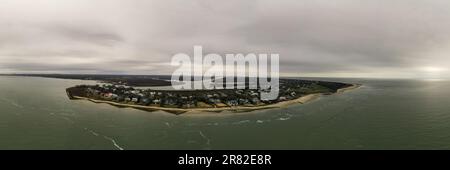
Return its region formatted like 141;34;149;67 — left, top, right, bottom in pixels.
290;92;297;97
131;97;139;103
208;98;221;104
236;90;244;94
104;93;114;99
152;99;161;104
111;94;119;100
116;96;125;102
141;98;151;105
164;98;176;105
182;103;193;108
226;100;238;106
239;99;249;104
251;97;260;104
250;91;259;96
125;97;132;102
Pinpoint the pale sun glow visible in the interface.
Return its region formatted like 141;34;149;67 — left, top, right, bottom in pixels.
421;66;448;73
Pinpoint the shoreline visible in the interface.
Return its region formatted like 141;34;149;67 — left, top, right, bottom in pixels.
71;84;361;115
337;84;362;93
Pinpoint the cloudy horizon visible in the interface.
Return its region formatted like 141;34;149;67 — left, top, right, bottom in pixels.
1;0;450;79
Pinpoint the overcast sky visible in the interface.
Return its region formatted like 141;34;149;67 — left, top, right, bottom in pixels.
1;0;450;78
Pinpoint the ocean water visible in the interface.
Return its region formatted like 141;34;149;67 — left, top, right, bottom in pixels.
1;76;450;150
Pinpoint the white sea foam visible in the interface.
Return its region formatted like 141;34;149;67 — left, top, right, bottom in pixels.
278;117;290;121
59;112;76;117
0;98;24;108
83;127;124;150
204;122;220;126
11;102;23;108
103;136;124;150
165;122;171;128
62;117;75;124
232;120;251;125
85;128;99;136
199;131;211;146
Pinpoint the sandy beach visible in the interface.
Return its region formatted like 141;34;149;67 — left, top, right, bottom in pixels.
337;84;362;93
72;84;361;114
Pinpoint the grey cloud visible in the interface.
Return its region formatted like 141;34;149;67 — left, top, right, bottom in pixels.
233;0;450;71
0;0;450;78
45;24;124;46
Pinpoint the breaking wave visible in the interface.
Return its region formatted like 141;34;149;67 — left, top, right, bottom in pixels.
199;130;211;148
84;127;124;150
232;120;251;125
0;97;24;109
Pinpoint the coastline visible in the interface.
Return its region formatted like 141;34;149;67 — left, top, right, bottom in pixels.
71;84;361;115
337;84;362;93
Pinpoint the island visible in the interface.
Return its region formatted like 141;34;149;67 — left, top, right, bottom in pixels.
66;78;360;114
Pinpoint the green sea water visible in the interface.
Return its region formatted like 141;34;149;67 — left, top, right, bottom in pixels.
1;76;450;150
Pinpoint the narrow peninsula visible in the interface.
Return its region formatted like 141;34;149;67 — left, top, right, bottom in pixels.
66;79;360;115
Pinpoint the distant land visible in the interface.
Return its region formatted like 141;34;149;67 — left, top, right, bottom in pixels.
0;74;173;87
